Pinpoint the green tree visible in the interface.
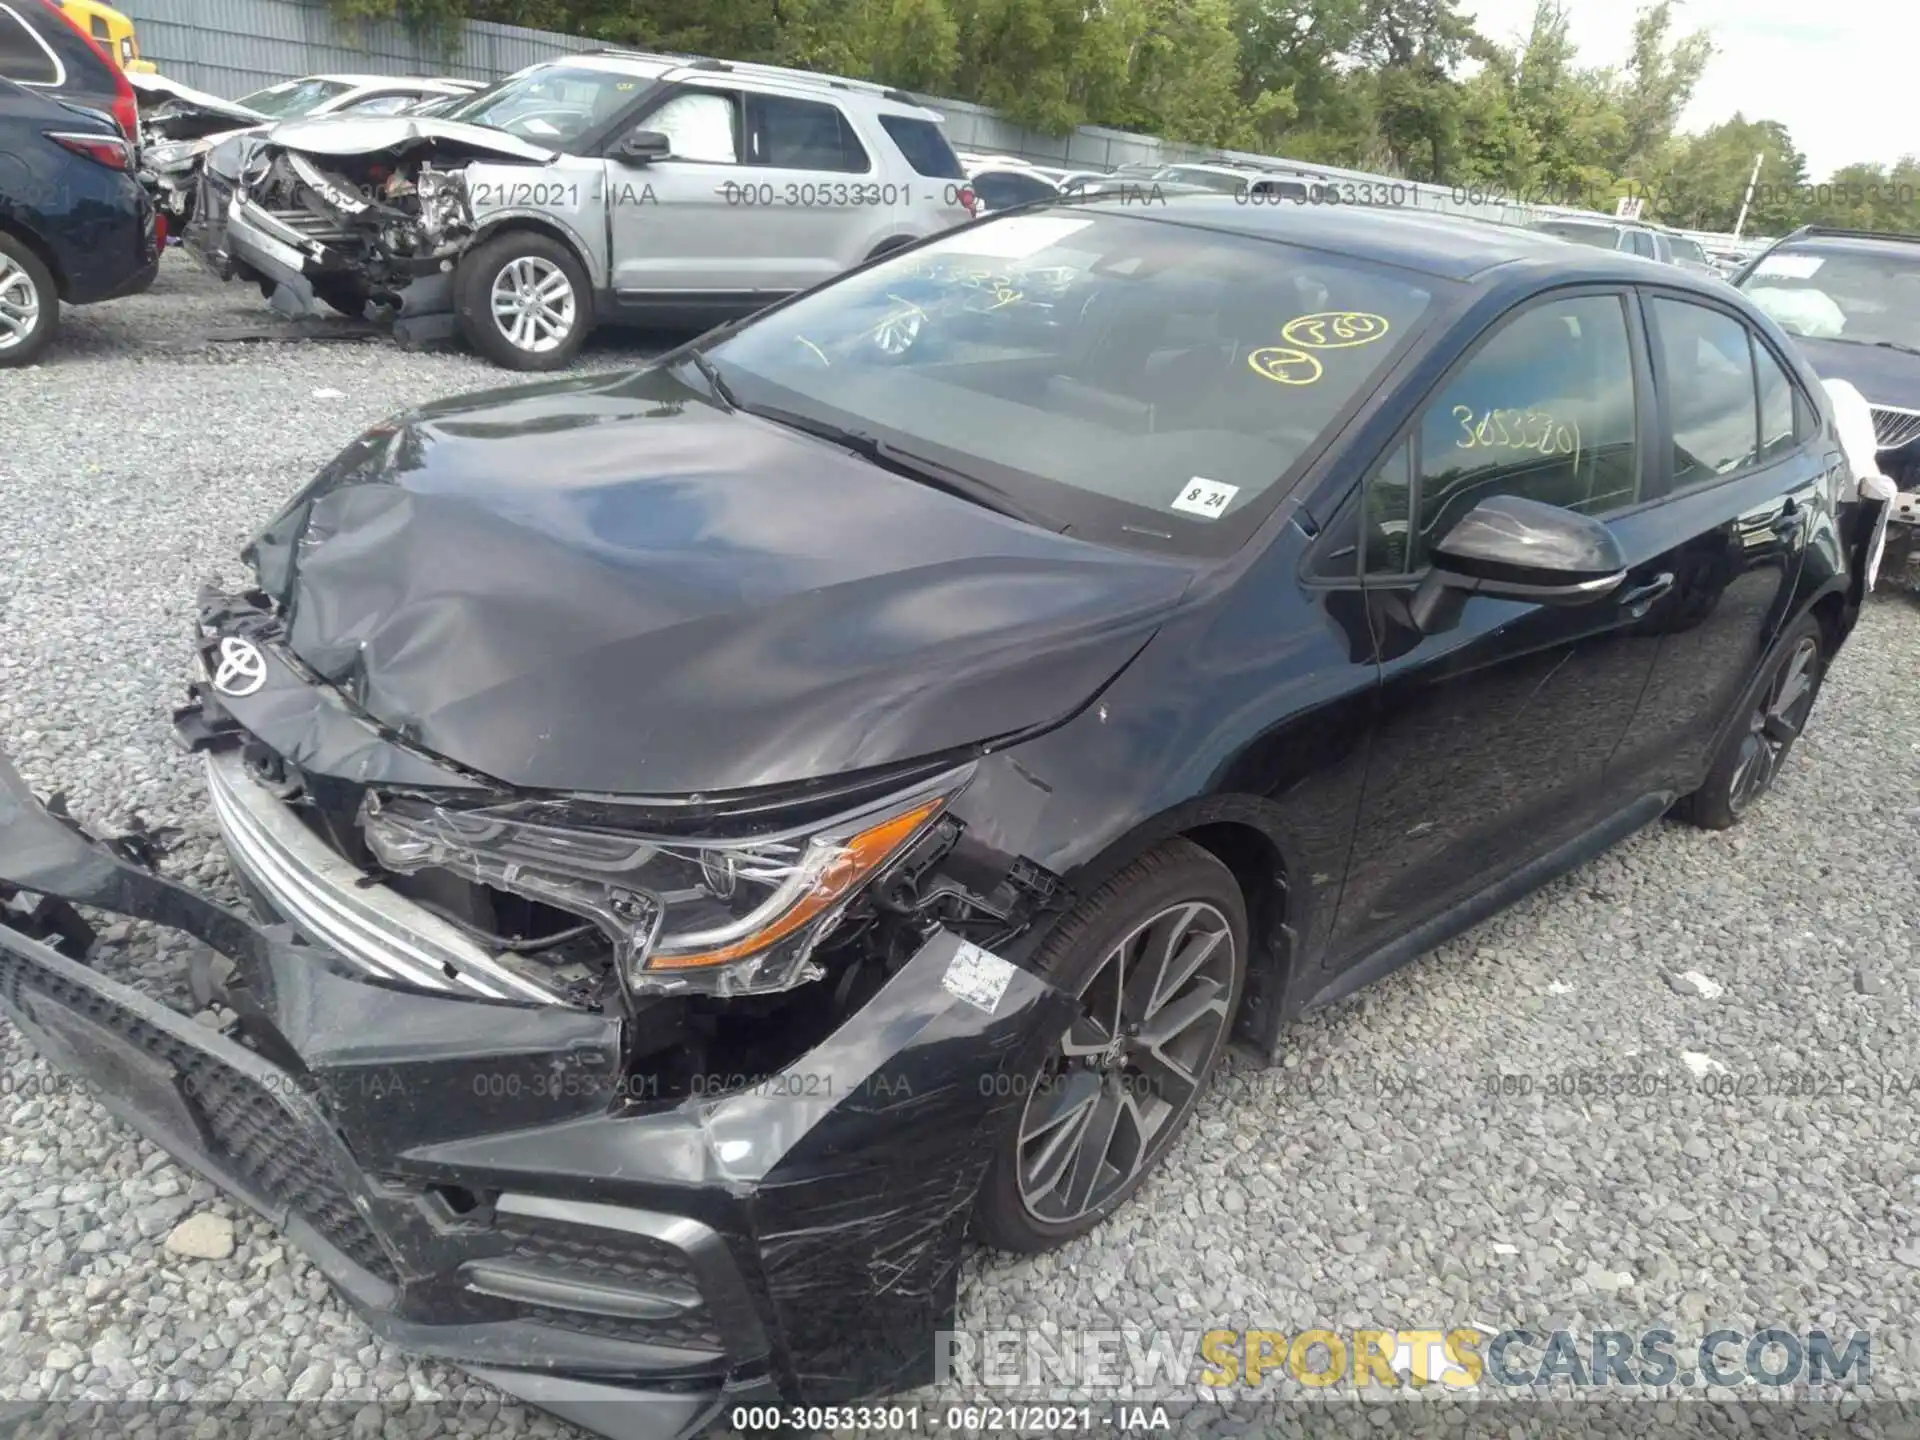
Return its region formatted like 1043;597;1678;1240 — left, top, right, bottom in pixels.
1614;0;1712;176
1659;116;1805;231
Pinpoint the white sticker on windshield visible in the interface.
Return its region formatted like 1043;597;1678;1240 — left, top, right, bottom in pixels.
1171;477;1239;519
943;941;1015;1015
948;215;1093;259
1756;253;1824;280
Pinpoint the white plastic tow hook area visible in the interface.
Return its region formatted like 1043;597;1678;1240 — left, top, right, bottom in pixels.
1821;378;1899;592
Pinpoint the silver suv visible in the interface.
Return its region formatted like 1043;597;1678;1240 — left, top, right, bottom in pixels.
186;51;978;368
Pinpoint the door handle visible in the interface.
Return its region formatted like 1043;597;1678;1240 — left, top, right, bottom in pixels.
1619;572;1674;616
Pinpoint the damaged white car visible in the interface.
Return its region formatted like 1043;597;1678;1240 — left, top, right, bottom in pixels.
135;73;481;239
182;51;978;368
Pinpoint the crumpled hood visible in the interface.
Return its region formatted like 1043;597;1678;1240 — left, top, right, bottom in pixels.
263;114;555;164
130;71;268;128
246;365;1195;796
1781;334;1920;412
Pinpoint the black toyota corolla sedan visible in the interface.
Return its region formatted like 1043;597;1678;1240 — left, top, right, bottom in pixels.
0;198;1888;1436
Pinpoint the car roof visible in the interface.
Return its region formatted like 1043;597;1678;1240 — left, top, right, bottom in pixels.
1768;229;1920;257
1068;194;1694;284
561;48;945;119
1533;214;1630;231
306;74;471;90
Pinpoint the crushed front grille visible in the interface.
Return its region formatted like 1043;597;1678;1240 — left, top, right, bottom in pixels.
1870;406;1920;453
0;952;397;1282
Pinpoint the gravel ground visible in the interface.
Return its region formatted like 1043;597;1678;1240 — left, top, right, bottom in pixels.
3;253;1920;1438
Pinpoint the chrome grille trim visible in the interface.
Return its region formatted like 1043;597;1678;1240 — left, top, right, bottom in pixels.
204;751;562;1005
1870;404;1920;452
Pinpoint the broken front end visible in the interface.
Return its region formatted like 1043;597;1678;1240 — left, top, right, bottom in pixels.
0;621;1077;1437
185;119;557;333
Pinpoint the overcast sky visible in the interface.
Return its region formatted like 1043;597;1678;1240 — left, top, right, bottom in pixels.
1462;0;1908;180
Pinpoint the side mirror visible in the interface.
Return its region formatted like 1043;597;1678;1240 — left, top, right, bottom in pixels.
613;129;671;164
1408;494;1627;632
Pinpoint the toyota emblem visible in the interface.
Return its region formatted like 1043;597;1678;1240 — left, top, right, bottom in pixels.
210;636;268;698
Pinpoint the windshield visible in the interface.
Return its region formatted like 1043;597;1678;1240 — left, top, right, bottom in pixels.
441;64;658;147
1740;246;1920;349
1670;236;1708;264
236;78;354;118
703;208;1438;556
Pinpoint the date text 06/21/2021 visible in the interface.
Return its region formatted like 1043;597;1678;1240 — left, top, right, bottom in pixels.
727;1404;1168;1433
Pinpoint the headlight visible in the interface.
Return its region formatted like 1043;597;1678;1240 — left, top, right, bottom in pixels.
360;770;966;999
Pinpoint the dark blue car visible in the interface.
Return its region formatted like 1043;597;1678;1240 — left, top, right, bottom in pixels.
0;74;157;365
1735;225;1920;577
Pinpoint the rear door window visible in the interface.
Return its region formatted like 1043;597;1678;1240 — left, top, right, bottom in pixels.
1753;334;1815;461
878;115;964;178
1650;297;1760;489
747;94;868;173
0;5;61;85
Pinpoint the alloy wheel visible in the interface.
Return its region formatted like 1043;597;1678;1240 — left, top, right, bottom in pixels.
0;253;41;352
1727;634;1822;816
490;256;575;354
1017;900;1237;1224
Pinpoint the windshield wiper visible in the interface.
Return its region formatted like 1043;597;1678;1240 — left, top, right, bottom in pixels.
674;350;741;411
744;403;1063;529
1813;334;1920;357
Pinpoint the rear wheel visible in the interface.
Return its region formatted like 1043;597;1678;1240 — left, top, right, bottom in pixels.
1677;614;1827;830
0;236;58;367
454;230;590;371
973;840;1247;1253
864;236;915;263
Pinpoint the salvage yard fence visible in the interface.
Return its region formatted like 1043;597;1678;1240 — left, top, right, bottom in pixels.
122;0;600;102
125;0;1585;230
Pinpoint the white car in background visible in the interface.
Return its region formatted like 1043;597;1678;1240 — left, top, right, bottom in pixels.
960;153;1063;214
138;74;484;234
230;73;485;121
187;51;979;368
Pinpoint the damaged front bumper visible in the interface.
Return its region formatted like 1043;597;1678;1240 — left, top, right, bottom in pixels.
189;172;458;332
0;748;1071;1436
183;116;555;334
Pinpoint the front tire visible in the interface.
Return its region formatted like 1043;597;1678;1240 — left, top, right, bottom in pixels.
973;840;1247;1253
454;230;590;371
0;235;59;367
1677;613;1827;830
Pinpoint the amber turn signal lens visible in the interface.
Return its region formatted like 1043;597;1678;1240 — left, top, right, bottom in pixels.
644;798;944;971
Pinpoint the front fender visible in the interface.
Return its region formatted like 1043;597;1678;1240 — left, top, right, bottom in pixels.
464;158;609;287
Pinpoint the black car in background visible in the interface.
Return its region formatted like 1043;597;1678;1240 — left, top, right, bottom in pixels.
1735;225;1920;576
0;200;1887;1436
0;75;156;364
0;0;139;138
